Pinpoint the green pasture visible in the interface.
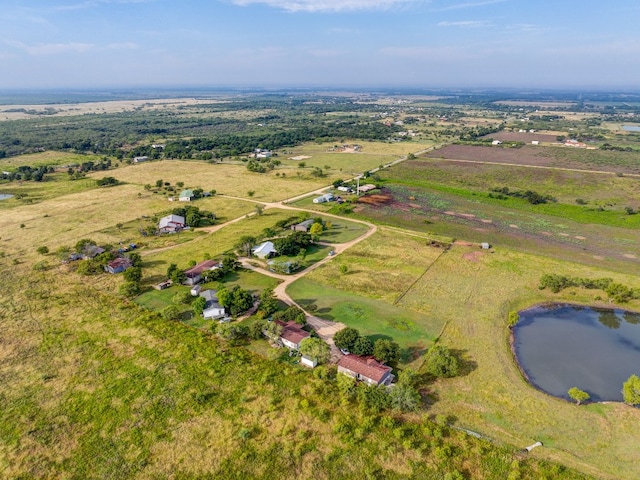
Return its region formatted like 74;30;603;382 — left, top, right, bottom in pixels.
287;277;441;361
0;150;109;169
0;173;100;208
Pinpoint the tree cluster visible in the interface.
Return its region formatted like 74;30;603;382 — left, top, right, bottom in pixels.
333;327;400;364
217;285;254;316
538;274;639;303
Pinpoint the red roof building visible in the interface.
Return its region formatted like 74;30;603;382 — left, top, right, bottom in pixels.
337;354;393;386
275;320;310;350
183;260;222;285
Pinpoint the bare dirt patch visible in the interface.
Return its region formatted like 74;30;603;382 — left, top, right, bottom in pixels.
290;155;311;161
357;194;394;206
462;251;485;262
481;132;558;143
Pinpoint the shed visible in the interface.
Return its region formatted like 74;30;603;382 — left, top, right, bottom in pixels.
300;355;317;368
481;242;491;250
179;189;195;202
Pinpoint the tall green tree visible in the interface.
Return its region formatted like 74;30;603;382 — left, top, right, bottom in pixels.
424;344;459;378
622;374;640;405
373;339;400;364
351;336;374;356
334;327;360;352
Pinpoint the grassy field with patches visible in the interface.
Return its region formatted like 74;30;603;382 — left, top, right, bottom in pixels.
87;160;335;202
0;173;101;208
142;209;298;277
304;227;447;305
0;257;587;479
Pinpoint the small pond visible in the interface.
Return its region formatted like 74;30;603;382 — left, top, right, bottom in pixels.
513;304;640;402
0;193;14;201
622;125;640;132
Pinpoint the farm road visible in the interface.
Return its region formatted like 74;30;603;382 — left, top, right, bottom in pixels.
140;146;441;351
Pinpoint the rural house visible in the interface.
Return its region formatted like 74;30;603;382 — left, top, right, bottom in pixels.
183;259;222;286
199;290;226;319
133;156;148;163
105;257;132;274
82;245;105;259
275;320;310;350
337;354;393;386
158;214;186;233
179;189;195;201
252;241;277;259
291;219;315;232
255;149;272;158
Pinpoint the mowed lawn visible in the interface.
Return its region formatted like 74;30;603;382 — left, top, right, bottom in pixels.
402;243;640;479
287;278;440;364
89;160;335;202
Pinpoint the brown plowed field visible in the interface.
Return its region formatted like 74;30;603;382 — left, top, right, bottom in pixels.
480;131;558;143
424;144;640;174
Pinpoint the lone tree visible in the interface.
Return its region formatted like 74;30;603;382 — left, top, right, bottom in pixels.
424;344;459;378
333;327;360;352
622;374;640;405
568;387;590;405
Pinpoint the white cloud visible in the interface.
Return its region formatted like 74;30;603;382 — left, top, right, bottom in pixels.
231;0;423;13
7;40;95;55
437;20;490;27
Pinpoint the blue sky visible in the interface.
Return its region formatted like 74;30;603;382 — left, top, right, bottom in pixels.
0;0;638;90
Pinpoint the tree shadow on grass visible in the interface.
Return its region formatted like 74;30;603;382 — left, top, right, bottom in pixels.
143;274;167;285
315;307;335;320
450;348;478;377
141;259;166;269
400;345;428;364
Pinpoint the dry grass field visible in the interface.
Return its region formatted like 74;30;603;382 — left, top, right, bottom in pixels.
89;160;335;202
0;183;254;258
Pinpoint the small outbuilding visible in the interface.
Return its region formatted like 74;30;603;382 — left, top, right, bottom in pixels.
179;189;195;202
337;354;393;386
291;219;315;232
313;193;334;204
300;355;317;368
200;289;226;319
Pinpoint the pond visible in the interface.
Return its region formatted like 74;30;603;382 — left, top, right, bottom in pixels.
513;304;640;402
0;193;14;201
622;125;640;132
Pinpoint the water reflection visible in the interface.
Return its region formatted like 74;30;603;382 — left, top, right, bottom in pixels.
514;304;640;401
